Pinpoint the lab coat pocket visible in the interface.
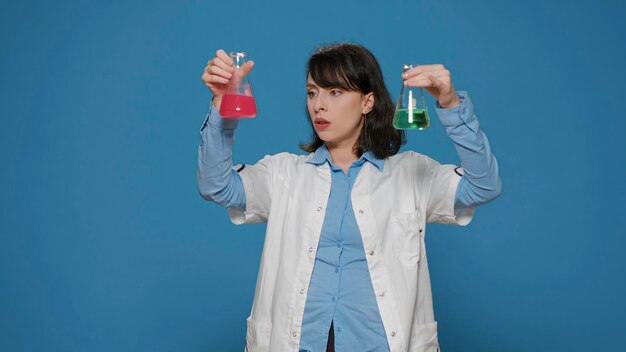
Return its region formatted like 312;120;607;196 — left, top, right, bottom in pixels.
409;321;439;351
391;211;422;271
245;317;272;352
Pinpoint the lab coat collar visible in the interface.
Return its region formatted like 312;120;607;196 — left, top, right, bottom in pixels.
305;143;385;172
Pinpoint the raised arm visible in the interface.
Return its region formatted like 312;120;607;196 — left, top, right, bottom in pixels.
196;49;254;209
403;65;501;215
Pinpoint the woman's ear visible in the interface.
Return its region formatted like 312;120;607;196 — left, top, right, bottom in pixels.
363;92;375;114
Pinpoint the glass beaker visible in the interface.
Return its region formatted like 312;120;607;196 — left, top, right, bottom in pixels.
393;64;429;130
219;51;257;118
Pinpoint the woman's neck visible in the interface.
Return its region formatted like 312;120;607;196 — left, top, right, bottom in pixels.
326;142;358;173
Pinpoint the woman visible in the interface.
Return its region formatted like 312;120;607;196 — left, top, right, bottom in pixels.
198;43;501;352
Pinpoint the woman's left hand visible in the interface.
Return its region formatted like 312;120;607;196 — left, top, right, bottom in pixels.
402;64;460;108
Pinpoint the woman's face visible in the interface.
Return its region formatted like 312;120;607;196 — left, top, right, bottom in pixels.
306;74;373;149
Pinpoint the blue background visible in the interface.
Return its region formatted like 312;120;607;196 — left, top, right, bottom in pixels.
1;0;624;351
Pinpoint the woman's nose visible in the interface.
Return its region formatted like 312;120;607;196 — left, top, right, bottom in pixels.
313;96;326;112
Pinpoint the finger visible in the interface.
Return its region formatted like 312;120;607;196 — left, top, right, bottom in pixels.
202;72;229;85
204;61;212;74
404;71;450;90
402;64;446;79
406;64;445;76
404;67;448;82
424;68;450;79
209;57;234;73
207;65;233;79
216;49;234;66
241;60;255;76
404;78;435;88
404;70;450;83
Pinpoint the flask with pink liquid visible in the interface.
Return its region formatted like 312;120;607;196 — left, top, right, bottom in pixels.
219;51;257;118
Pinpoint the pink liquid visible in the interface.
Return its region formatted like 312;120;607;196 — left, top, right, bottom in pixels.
219;94;257;118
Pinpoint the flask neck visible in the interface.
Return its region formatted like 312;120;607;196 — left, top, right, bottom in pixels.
402;64;413;73
230;52;247;68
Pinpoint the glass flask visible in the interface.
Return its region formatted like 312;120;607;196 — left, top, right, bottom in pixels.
219;51;257;118
393;64;430;130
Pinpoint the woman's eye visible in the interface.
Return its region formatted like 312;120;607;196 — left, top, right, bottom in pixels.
330;89;342;96
307;91;316;98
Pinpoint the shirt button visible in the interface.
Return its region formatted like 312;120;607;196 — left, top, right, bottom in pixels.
358;209;364;215
368;250;375;256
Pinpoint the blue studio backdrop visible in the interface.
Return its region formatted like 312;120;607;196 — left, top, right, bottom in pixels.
1;0;625;351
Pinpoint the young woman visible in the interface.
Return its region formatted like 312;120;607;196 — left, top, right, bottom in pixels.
198;43;501;352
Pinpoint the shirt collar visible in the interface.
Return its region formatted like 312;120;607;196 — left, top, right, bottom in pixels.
305;144;385;172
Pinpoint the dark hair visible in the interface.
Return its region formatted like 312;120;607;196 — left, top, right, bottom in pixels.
299;43;405;159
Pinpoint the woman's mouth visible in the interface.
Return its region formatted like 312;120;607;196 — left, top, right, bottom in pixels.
314;117;331;130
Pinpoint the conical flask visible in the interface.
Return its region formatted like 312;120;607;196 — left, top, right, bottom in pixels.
393;64;429;130
219;51;257;118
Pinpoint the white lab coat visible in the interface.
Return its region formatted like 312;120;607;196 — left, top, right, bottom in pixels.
227;150;474;352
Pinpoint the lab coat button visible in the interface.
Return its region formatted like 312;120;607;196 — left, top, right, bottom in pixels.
378;291;385;297
308;247;314;253
391;331;397;337
358;209;364;215
299;289;305;294
368;250;375;256
292;332;298;338
317;206;322;212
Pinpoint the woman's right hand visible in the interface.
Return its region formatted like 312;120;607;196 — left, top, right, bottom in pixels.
201;49;254;109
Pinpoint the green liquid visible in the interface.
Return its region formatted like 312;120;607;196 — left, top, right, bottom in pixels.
393;108;430;130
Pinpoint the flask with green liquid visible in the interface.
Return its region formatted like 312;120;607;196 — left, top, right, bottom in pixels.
393;64;430;130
